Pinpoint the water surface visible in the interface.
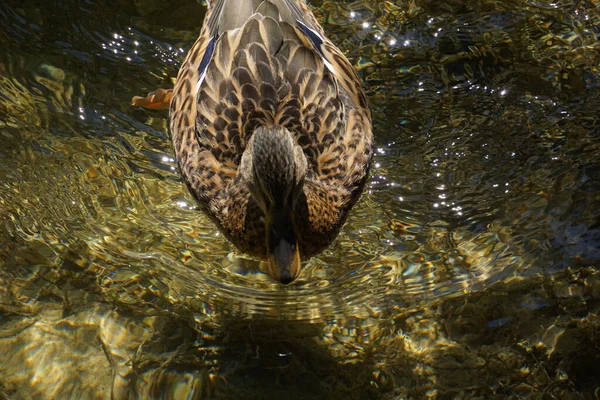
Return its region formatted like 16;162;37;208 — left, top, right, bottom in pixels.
1;0;600;398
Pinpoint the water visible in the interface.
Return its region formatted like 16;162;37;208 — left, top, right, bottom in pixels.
1;0;599;398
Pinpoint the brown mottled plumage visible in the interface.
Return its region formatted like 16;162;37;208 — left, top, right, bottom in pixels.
134;0;373;283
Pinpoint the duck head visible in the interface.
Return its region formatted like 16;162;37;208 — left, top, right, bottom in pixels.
239;125;307;284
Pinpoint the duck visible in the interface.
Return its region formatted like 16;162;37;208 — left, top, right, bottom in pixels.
132;0;373;284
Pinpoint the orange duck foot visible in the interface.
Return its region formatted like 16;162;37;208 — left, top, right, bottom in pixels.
131;88;173;110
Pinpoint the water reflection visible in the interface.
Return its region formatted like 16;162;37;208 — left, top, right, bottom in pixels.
1;0;600;398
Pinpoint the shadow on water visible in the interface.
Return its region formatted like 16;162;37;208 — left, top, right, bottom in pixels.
2;230;600;398
1;0;600;398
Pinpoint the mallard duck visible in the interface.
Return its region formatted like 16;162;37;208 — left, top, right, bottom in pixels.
133;0;373;283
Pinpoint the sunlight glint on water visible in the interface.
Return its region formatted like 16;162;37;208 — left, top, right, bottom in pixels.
1;0;600;398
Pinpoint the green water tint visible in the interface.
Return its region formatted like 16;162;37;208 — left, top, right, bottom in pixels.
1;0;599;398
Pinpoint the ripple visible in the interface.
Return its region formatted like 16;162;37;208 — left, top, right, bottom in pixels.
1;0;600;397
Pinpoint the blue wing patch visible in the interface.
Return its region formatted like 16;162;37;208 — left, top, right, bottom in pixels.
296;20;325;57
197;35;218;88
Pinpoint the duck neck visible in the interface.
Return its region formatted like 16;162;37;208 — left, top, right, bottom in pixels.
249;125;305;210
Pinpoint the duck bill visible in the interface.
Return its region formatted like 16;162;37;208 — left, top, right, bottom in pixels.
266;240;301;284
266;212;301;284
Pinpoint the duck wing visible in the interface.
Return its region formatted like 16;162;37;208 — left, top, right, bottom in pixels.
169;0;372;257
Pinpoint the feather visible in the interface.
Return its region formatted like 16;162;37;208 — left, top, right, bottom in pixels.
166;0;373;270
